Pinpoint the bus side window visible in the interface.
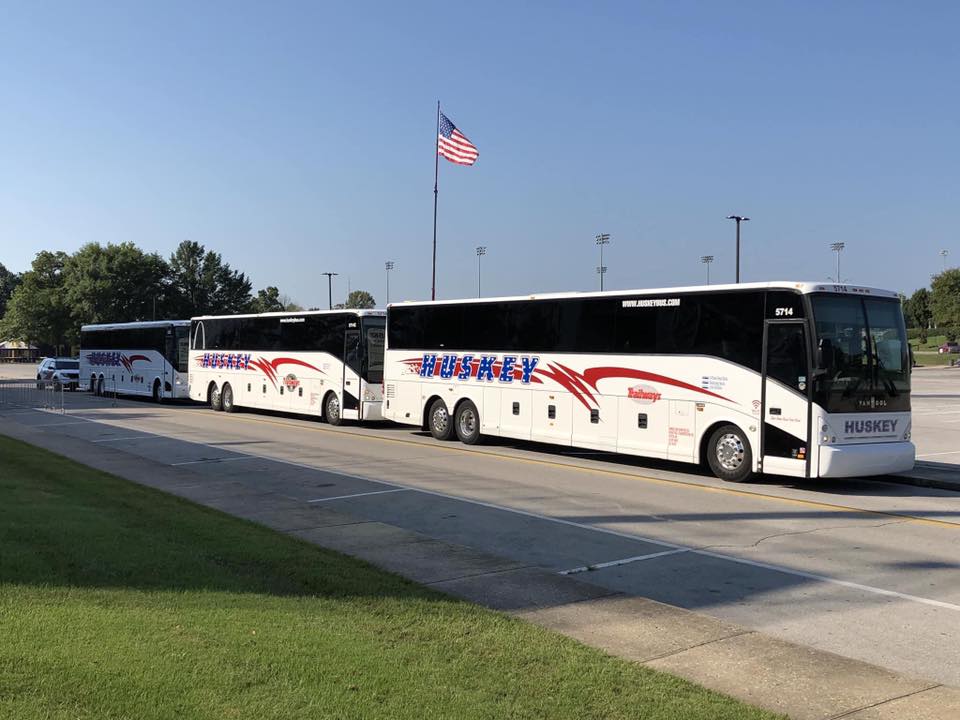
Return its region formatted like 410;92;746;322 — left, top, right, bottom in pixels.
192;321;205;351
345;329;362;374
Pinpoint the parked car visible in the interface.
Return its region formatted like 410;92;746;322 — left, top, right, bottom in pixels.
36;357;81;390
938;341;960;354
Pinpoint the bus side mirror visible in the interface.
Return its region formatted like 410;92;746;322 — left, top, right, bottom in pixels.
817;338;835;370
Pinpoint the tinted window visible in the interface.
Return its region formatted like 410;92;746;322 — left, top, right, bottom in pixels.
766;324;808;392
388;291;765;371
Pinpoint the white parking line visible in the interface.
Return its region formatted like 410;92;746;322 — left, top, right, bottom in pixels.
93;435;164;443
171;456;256;466
32;409;960;614
307;488;409;503
560;548;690;575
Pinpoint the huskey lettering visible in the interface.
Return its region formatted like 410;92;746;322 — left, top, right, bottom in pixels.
200;352;252;370
419;353;539;384
844;419;899;435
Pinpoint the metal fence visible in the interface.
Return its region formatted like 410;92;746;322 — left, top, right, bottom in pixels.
0;380;67;414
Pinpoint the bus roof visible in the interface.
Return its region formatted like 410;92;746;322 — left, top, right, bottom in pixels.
191;309;386;321
81;320;190;331
387;281;900;308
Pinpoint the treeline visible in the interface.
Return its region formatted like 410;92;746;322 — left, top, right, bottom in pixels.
0;240;326;354
902;268;960;341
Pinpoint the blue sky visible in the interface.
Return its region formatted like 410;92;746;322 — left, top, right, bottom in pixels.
0;1;957;308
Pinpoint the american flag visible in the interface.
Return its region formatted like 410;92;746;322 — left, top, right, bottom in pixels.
437;112;479;166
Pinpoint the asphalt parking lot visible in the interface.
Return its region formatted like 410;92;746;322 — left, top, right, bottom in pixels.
1;375;959;692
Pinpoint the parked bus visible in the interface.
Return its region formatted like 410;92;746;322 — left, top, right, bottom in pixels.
80;320;191;401
383;282;913;482
188;309;385;424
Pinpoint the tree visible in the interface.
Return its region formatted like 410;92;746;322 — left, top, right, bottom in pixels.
902;288;932;330
343;290;376;309
0;262;20;318
249;286;286;313
63;242;169;324
0;251;74;352
930;269;960;331
167;241;252;317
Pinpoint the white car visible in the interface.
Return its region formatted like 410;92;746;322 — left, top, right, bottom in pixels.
36;357;81;391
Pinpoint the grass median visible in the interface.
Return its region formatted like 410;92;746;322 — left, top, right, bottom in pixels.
0;434;781;720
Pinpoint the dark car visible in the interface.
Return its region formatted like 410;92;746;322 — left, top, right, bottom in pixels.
938;341;960;354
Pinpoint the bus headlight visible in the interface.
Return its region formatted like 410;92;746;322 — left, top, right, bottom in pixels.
903;423;912;441
363;388;375;401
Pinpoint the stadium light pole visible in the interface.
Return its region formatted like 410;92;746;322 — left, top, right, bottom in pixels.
595;233;610;291
322;272;338;310
384;261;395;305
829;242;845;283
726;216;749;283
941;249;949;271
700;255;714;285
476;246;487;297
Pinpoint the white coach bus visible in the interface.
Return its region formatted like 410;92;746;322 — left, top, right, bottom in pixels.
188;309;385;424
383;282;914;482
80;320;191;400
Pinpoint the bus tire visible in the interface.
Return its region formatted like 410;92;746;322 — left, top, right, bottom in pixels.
89;376;96;393
209;383;223;411
324;392;342;426
454;400;482;445
96;377;104;397
428;398;454;441
706;424;754;483
222;383;237;413
152;379;163;403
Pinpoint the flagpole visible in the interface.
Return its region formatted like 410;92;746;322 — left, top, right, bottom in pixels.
431;100;440;301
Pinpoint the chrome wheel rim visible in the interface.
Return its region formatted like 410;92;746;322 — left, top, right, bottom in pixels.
222;387;231;408
432;405;449;434
211;388;220;406
458;408;476;437
327;395;340;422
716;433;745;471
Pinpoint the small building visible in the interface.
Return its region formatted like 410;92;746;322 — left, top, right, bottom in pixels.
0;340;40;363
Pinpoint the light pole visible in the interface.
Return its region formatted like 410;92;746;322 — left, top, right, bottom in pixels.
700;255;714;285
384;261;394;305
829;242;845;282
726;215;750;283
476;246;486;297
941;249;949;271
595;233;610;291
321;272;338;310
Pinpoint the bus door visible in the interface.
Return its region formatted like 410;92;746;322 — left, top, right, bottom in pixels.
342;323;362;420
761;321;811;478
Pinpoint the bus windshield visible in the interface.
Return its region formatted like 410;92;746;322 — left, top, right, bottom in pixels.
811;295;910;413
364;317;385;383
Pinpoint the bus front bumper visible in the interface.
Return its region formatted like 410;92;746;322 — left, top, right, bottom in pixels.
818;441;915;478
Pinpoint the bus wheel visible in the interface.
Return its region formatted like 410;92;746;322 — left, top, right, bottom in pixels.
707;424;754;483
209;384;223;411
152;380;163;403
96;377;104;397
324;392;342;426
428;398;454;441
454;400;481;445
89;376;96;393
222;383;237;413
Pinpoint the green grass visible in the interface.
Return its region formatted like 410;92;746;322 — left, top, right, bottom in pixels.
912;350;957;366
0;435;781;720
